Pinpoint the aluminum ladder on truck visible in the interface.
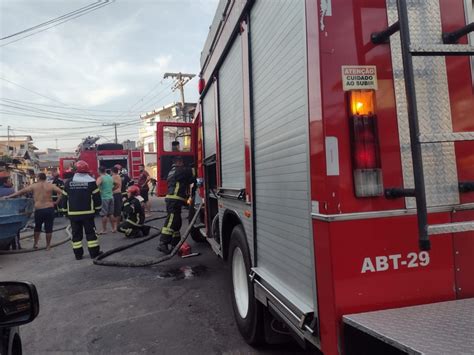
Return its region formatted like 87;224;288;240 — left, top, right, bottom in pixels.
372;0;474;251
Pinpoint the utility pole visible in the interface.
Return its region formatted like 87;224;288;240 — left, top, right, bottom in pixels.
103;123;119;143
7;125;10;156
163;72;195;122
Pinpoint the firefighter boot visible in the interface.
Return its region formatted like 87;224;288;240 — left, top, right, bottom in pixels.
170;231;181;249
158;231;172;254
157;241;170;254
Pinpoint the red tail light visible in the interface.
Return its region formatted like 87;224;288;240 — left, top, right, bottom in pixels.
348;90;383;197
352;116;380;169
198;78;205;94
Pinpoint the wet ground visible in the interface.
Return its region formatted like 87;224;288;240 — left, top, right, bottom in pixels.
1;197;305;354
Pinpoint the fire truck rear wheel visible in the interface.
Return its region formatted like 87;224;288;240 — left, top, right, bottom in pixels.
229;225;264;345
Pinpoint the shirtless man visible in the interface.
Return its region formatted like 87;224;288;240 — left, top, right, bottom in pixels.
4;173;63;250
111;166;122;232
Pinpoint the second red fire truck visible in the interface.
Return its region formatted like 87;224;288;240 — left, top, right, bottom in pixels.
59;136;143;179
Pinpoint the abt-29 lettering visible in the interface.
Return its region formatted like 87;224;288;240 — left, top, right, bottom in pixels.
361;251;430;273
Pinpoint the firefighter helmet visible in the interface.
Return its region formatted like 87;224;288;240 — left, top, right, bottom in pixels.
121;168;128;175
75;160;89;173
127;185;140;196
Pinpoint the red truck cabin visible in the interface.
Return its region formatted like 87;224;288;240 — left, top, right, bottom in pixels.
194;0;474;354
155;122;196;196
58;157;77;179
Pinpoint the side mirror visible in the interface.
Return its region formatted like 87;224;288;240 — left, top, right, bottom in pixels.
0;282;39;328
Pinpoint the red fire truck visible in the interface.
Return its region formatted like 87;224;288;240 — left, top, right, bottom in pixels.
155;122;197;196
59;137;143;179
159;0;474;353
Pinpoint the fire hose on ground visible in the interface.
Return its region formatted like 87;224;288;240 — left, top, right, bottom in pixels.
0;226;71;255
0;213;172;255
93;204;203;267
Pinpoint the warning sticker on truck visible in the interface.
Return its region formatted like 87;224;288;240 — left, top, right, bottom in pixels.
342;65;378;91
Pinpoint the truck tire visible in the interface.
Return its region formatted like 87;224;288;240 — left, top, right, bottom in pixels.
188;201;206;243
229;225;264;345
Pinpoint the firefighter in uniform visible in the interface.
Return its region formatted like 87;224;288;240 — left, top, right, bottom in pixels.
60;160;102;260
157;156;196;254
118;185;150;238
119;167;132;200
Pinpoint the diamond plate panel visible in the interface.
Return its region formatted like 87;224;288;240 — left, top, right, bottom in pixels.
386;0;460;208
428;221;474;235
419;132;474;143
344;299;474;354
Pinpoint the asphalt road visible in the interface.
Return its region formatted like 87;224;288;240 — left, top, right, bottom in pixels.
1;197;306;354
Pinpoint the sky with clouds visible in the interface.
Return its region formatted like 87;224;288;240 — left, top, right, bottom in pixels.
0;0;218;151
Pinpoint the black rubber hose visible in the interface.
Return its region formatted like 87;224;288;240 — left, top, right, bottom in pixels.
144;215;168;223
93;204;203;267
0;226;71;254
1;214;167;255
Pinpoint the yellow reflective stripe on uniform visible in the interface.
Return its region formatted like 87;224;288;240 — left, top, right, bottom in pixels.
72;241;82;249
68;208;94;215
87;240;99;248
161;227;173;235
95;205;102;210
93;188;100;194
167;213;174;228
62;190;68;196
125;219;142;227
174;182;180;196
165;195;186;202
68;209;95;215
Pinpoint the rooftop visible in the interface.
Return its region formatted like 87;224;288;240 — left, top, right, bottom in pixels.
0;135;33;142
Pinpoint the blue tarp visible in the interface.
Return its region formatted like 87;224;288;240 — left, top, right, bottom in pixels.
0;198;34;248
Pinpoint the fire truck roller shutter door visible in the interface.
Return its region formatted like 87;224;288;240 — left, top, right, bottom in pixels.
203;81;217;158
219;36;245;189
250;0;316;312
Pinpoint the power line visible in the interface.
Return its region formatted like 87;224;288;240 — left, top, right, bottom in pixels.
0;1;114;48
110;82;174;123
0;76;72;105
0;76;125;120
135;87;176;114
0;100;141;122
0;97;146;113
0;103;105;123
0;77;176;124
0;1;101;40
0;110;104;124
10;124;105;132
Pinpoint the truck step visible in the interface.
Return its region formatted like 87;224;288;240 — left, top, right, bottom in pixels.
419;132;474;143
428;221;474;235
